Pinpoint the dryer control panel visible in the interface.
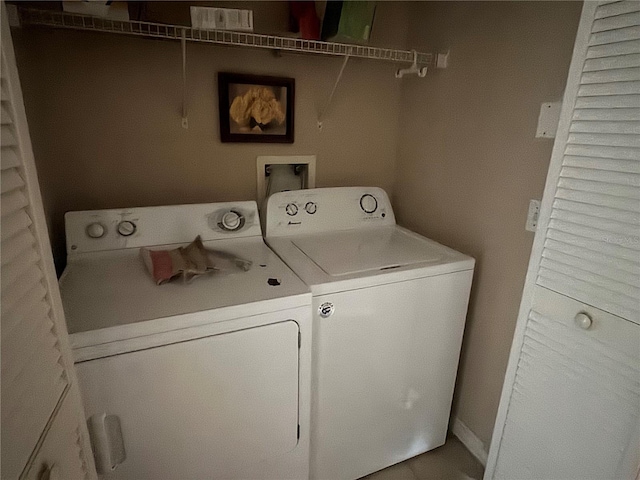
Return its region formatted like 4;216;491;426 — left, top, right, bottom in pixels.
66;201;262;254
264;187;396;237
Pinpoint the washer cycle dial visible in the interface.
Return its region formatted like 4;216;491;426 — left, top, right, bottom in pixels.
305;202;317;214
117;220;137;237
86;222;106;239
360;194;378;214
286;203;299;216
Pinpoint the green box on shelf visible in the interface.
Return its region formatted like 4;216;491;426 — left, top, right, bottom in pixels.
321;1;376;44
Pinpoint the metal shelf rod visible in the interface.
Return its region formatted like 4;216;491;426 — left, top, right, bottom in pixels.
18;8;434;66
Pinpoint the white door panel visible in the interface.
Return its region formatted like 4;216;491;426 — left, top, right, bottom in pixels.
76;321;300;480
1;4;95;478
495;286;640;479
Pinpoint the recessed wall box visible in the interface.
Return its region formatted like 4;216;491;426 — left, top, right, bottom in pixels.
256;155;316;209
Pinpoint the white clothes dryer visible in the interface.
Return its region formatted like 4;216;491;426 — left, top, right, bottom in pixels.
60;202;311;480
264;187;474;480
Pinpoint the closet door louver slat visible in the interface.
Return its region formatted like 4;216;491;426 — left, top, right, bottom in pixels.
536;2;640;324
595;0;640;19
2;146;20;169
590;26;640;47
586;40;640;58
592;12;640;33
1;103;12;123
584;53;640;71
0;46;71;479
570;119;639;133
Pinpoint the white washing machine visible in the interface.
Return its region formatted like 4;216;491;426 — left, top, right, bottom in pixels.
264;187;475;480
59;202;311;480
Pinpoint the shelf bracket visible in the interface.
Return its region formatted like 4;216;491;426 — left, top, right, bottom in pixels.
317;54;350;130
395;50;427;79
181;28;188;129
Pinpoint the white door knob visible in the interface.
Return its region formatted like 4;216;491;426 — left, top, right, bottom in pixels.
574;312;593;330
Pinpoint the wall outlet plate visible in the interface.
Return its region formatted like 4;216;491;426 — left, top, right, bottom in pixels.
436;51;450;69
536;102;561;138
526;199;541;232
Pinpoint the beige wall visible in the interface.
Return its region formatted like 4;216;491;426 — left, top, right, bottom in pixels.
12;1;408;269
15;0;584;451
394;1;582;449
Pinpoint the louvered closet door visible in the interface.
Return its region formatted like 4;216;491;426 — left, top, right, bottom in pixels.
1;4;95;479
536;0;640;324
486;2;640;479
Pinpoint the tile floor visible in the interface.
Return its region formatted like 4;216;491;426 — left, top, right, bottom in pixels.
360;435;484;480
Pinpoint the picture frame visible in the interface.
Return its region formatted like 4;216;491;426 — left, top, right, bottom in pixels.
218;72;295;143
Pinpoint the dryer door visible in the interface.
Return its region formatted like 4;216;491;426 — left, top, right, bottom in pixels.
75;320;300;480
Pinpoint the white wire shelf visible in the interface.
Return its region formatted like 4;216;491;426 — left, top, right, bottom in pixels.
18;8;433;66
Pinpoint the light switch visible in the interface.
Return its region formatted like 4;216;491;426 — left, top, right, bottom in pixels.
536;102;562;138
526;199;541;232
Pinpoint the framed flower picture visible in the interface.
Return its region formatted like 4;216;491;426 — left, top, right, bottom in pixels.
218;73;295;143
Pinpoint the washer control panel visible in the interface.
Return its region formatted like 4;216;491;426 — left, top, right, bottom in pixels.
264;187;395;237
66;201;261;254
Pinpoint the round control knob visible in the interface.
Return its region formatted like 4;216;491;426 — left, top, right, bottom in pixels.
286;203;299;216
574;312;593;330
117;220;136;237
360;194;378;214
305;202;317;215
221;211;243;231
86;222;106;239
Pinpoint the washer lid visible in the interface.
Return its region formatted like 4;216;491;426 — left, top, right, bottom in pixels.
293;228;442;276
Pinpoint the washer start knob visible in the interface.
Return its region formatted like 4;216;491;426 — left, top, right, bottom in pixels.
86;222;106;239
360;194;378;214
117;220;137;237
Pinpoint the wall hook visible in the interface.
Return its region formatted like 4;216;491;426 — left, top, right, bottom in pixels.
395;50;427;78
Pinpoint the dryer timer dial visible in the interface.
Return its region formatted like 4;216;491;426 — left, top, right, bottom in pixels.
220;211;245;231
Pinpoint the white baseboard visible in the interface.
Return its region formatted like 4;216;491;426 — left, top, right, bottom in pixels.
451;417;488;467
